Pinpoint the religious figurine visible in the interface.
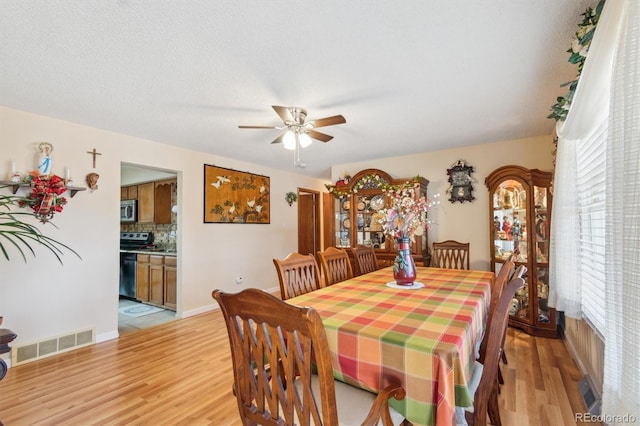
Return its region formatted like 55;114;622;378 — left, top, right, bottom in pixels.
86;172;100;190
37;142;53;176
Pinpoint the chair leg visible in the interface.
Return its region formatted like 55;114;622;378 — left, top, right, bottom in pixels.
498;366;504;385
501;350;508;364
488;385;502;426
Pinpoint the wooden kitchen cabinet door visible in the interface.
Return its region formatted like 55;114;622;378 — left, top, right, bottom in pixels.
137;182;155;223
136;254;150;302
149;256;164;306
164;257;177;310
154;179;175;224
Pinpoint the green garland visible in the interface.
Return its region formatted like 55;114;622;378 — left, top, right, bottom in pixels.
325;174;422;198
547;0;605;122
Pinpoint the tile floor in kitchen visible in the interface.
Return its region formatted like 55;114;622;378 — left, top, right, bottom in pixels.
118;298;177;335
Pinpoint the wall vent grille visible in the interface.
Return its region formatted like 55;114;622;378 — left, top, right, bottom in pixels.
579;374;602;416
11;328;95;366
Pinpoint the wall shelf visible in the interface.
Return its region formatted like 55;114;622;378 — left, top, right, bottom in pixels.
66;186;86;198
0;180;29;194
1;180;86;198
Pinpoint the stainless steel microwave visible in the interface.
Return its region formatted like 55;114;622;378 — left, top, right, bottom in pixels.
120;200;137;222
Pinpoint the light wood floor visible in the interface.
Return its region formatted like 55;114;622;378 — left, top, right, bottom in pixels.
0;310;598;425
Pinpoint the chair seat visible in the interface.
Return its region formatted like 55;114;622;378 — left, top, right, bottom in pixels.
295;376;405;426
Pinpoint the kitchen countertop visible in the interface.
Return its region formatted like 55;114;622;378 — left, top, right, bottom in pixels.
120;249;177;256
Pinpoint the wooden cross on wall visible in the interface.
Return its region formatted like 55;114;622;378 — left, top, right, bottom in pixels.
87;148;102;168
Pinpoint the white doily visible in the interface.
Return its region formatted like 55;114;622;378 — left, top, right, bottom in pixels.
385;281;425;289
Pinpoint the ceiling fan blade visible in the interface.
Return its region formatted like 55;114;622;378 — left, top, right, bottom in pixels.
308;115;346;128
270;132;286;145
272;105;294;123
238;125;279;129
306;129;334;143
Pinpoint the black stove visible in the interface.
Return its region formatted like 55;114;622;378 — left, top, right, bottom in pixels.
120;232;154;250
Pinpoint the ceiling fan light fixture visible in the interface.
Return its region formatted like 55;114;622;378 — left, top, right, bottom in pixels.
283;130;296;150
299;132;312;148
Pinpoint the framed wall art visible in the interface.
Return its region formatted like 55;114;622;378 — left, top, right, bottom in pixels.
446;160;475;203
203;164;270;223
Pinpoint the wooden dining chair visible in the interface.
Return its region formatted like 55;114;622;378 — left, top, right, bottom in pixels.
457;275;525;426
317;247;353;286
273;252;323;300
212;288;406;426
479;256;515;386
431;240;470;270
349;244;379;276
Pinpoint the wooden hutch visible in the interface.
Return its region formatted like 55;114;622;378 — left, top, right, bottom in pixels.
323;168;429;267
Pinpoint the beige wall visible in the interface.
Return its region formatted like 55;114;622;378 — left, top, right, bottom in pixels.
0;105;327;354
0;103;554;365
331;135;555;270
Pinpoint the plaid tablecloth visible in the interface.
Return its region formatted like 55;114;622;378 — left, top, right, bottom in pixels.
287;266;494;426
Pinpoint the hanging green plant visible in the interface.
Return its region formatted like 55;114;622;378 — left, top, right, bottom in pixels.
285;192;297;206
547;0;605;122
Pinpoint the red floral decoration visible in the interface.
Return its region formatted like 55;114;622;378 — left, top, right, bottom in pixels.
19;173;68;223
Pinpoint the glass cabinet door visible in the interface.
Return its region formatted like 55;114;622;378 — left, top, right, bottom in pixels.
533;186;549;263
533;185;551;324
492;179;528;262
334;196;351;248
355;195;387;249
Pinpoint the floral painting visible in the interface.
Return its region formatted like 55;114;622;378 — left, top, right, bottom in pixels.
203;164;270;224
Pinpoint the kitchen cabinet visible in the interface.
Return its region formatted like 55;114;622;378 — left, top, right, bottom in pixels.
149;255;164;306
126;179;176;224
325;168;429;268
154;179;175;224
163;257;177;309
485;165;556;338
136;253;176;310
137;182;155;223
136;254;150;302
120;185;138;201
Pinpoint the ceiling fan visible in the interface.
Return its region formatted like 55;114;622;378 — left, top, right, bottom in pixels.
239;105;346;167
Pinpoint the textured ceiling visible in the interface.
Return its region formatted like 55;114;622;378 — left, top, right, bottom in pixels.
0;1;593;179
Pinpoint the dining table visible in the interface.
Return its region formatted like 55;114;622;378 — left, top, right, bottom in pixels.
286;266;494;426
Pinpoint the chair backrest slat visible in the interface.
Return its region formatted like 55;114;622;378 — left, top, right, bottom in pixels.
349;245;379;276
478;255;515;362
273;253;323;300
431;240;470;270
317;247;353;286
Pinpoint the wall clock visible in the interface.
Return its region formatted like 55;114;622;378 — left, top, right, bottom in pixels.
446;160;475;203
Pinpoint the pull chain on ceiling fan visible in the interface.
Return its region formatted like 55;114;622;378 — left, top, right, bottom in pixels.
239;105;346;167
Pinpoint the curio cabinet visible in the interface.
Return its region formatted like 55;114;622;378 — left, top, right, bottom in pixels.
485;165;557;338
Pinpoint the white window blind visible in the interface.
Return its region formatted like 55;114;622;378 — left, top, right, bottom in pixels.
575;122;607;337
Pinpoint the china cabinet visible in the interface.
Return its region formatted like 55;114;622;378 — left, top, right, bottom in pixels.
325;168;429;268
485;165;557;338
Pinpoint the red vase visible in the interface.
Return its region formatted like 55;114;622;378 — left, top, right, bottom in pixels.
393;237;416;285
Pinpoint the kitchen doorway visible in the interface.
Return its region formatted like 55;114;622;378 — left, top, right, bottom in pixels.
119;163;180;335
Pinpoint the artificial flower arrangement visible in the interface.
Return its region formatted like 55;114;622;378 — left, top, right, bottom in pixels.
18;171;68;223
378;183;435;277
379;183;433;242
